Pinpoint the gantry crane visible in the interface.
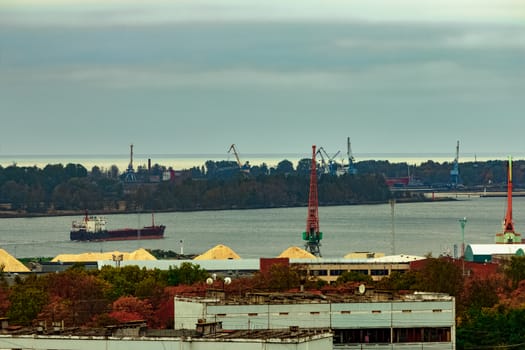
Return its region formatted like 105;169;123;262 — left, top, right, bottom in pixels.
302;145;323;257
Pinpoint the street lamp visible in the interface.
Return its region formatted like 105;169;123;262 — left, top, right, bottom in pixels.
459;217;467;276
459;217;467;258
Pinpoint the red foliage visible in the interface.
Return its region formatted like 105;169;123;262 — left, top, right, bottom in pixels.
499;279;525;308
109;296;155;326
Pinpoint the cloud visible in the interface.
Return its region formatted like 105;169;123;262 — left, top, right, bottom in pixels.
1;0;524;28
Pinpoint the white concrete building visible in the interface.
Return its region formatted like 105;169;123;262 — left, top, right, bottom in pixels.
175;291;455;349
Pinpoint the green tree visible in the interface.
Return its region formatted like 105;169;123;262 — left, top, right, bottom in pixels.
336;271;373;284
274;160;294;175
504;256;525;288
8;276;48;325
164;263;209;286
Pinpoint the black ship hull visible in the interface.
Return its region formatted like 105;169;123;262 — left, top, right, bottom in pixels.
70;225;165;242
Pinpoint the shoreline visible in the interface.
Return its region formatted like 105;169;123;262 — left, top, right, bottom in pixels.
0;196;456;219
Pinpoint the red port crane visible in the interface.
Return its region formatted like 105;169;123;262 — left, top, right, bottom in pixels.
495;156;521;243
302;145;323;256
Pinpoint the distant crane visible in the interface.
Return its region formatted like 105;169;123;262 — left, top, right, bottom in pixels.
346;137;357;175
124;144;137;182
450;140;460;188
228;144;250;174
302;145;323;257
317;147;340;176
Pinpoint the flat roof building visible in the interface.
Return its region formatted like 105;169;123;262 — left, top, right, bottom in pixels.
175;290;455;349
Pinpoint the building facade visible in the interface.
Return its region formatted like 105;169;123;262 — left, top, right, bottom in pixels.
175;292;455;349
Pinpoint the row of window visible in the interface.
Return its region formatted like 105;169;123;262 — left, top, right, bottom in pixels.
216;309;443;317
309;269;404;276
334;327;451;344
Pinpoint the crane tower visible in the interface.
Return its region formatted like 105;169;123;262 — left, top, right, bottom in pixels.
302;145;323;256
124;144;137;182
347;137;357;175
495;157;521;243
449;140;460;188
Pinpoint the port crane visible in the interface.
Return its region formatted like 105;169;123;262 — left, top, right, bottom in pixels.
302;145;323;257
124;144;137;182
346;137;357;175
316;147;340;176
449;140;460;188
495;156;521;244
228;144;250;174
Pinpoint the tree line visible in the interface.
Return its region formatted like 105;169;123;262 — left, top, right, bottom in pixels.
0;158;521;215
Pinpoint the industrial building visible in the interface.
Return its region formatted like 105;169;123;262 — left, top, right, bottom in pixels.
464;243;525;263
0;328;332;350
97;254;425;284
175;290;456;349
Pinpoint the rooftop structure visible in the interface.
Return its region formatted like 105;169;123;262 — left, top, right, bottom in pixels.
465;243;525;263
0;325;331;350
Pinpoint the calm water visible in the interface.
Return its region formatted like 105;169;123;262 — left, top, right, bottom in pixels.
0;196;520;259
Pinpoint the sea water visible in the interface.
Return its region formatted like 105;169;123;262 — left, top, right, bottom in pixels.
0;196;518;259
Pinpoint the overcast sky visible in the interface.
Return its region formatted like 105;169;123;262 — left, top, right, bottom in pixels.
1;0;524;165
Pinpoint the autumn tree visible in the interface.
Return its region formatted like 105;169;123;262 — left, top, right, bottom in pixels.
252;264;301;291
504;256;525;288
109;296;155;325
412;258;464;296
40;269;110;326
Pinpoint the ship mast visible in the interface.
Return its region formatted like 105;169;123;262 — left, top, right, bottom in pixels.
302;145;322;257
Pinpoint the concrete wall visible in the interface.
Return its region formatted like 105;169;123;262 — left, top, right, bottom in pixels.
203;299;455;330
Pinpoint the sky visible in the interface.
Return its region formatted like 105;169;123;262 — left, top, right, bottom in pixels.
1;0;525;168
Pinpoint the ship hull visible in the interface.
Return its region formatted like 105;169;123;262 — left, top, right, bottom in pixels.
70;225;165;242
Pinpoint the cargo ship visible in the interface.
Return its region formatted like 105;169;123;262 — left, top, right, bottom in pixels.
70;212;165;241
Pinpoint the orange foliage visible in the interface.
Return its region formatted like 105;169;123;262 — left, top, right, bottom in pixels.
109;296;154;326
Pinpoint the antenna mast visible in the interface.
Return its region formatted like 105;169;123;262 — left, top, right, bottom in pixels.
302;145;322;256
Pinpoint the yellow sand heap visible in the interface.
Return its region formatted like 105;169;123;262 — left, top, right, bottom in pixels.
51;248;156;263
278;246;317;259
0;248;30;273
194;244;241;260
